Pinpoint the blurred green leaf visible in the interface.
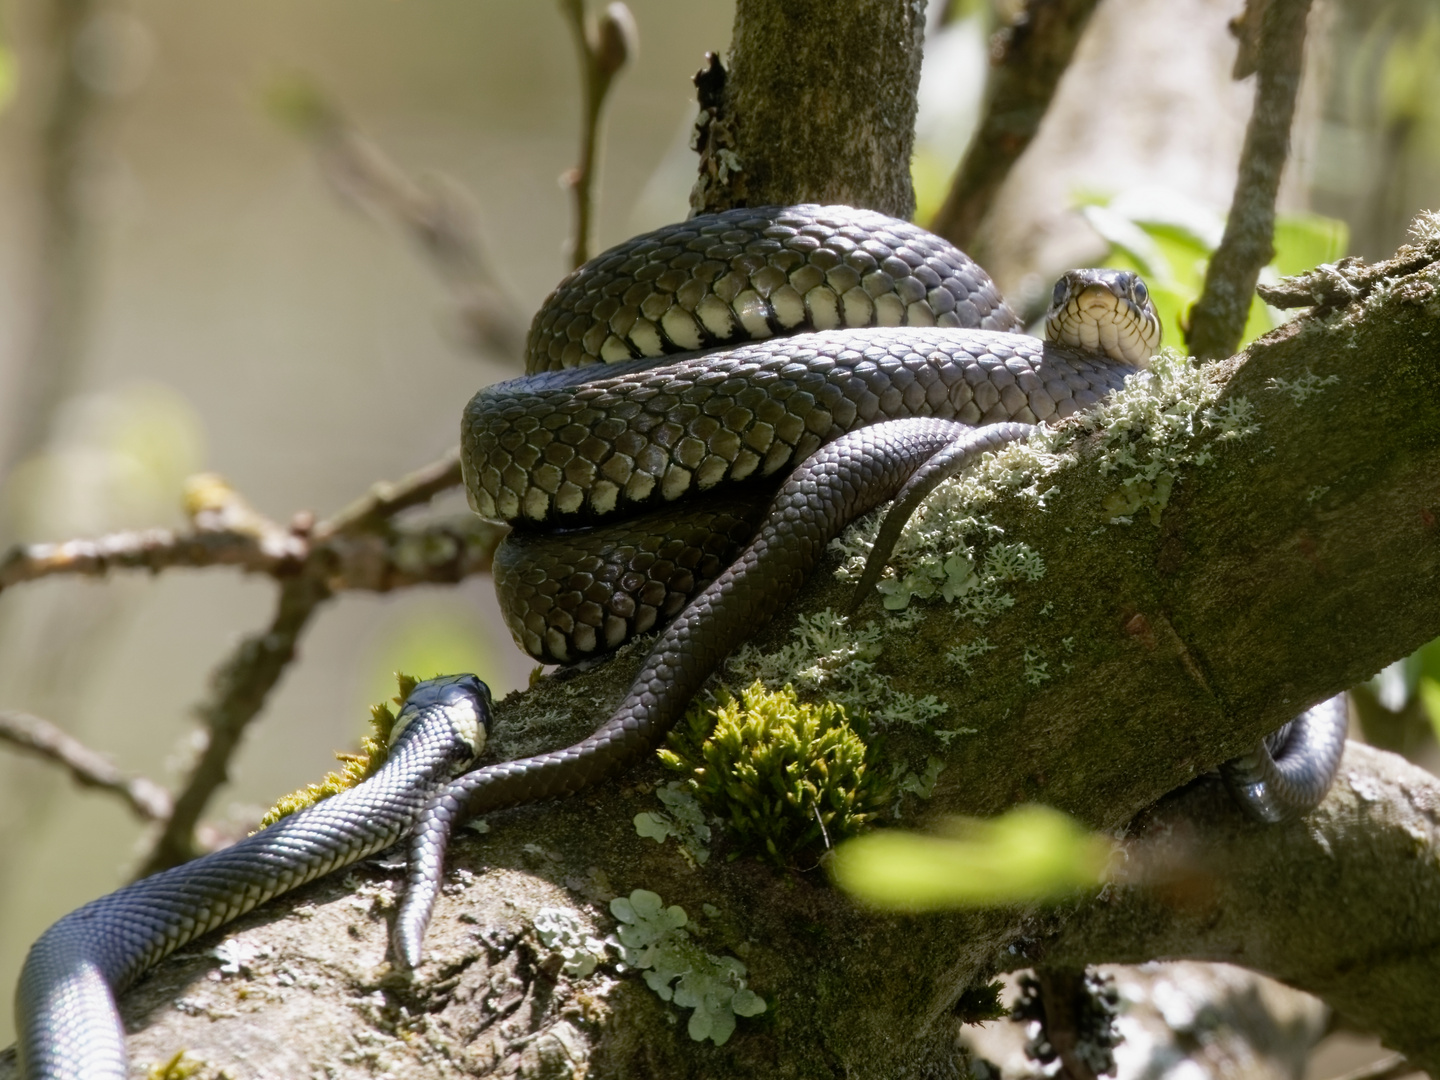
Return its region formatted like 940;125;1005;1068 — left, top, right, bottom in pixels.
364;607;507;705
4;382;207;539
1272;214;1350;278
0;40;17;116
263;72;337;135
830;804;1109;910
1079;189;1348;354
1418;678;1440;743
911;146;955;230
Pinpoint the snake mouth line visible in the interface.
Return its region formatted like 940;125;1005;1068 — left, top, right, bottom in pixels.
1045;270;1161;367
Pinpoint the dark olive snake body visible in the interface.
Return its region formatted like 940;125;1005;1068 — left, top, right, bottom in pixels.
15;675;492;1080
14;207;1347;1077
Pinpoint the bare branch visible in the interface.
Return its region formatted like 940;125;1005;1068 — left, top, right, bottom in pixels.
315;448;462;537
929;0;1102;252
136;575;330;875
1185;0;1313;360
0;709;171;822
0;449;497;875
0;453;499;597
269;78;527;359
557;0;637;269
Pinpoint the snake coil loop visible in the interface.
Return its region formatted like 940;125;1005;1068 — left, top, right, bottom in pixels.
14;207;1348;1079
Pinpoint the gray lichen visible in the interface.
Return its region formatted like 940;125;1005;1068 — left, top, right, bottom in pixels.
606;890;766;1046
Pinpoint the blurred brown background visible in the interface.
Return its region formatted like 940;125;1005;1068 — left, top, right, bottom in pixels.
0;0;1434;1072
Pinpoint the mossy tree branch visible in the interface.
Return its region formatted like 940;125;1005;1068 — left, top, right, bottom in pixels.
49;224;1440;1080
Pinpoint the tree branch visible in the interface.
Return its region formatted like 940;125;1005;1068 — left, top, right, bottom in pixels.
67;228;1440;1080
0;454;502;597
557;0;636;269
1185;0;1313;360
316;449;463;537
1330;1054;1415;1080
1031;744;1440;1072
929;0;1101;252
136;575;331;875
0;452;502;876
0;709;171;822
691;0;927;217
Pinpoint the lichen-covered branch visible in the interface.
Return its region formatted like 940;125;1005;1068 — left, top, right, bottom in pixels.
1185;0;1313;360
691;0;927;218
0;709;171;822
1031;743;1440;1072
929;0;1102;251
68;225;1440;1080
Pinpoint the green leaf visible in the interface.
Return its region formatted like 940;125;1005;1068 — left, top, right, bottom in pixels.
1272;213;1349;279
1419;678;1440;744
830;804;1110;910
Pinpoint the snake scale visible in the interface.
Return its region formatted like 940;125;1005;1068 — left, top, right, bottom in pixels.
15;206;1347;1078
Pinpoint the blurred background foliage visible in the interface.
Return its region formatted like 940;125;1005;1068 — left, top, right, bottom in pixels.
0;0;1433;1072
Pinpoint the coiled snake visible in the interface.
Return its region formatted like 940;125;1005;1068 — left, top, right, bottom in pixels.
14;206;1347;1079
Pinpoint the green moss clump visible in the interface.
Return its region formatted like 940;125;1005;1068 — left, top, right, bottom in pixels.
255;672;418;829
659;682;887;864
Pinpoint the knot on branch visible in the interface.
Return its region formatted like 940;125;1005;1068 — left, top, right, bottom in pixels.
1258;223;1440;313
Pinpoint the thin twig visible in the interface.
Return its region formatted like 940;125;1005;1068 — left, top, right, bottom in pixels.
270;79;526;359
557;0;636;268
0;709;172;822
1328;1054;1416;1080
928;0;1101;253
136;575;331;875
1185;0;1314;360
315;447;462;537
0;449;499;873
0;451;503;597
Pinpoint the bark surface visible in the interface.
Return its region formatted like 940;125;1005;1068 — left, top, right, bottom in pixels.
691;0;926;218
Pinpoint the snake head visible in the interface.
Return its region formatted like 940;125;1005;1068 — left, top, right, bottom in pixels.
390;673;493;761
1044;269;1161;367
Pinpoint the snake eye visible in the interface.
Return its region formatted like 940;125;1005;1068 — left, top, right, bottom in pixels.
1132;278;1149;307
1050;277;1069;308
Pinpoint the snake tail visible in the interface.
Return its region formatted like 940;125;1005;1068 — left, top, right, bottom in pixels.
847;421;1037;611
394;418;1031;967
1221;692;1348;823
16;675;492;1080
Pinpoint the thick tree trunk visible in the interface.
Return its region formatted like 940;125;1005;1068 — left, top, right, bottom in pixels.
690;0;926;218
